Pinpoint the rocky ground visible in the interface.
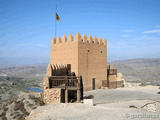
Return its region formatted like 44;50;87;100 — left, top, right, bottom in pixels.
0;65;45;120
0;58;160;120
26;86;160;120
0;92;44;120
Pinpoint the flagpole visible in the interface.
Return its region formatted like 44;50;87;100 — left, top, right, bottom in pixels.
55;2;57;38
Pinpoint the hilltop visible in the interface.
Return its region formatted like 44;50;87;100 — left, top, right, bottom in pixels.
113;58;160;86
0;58;160;120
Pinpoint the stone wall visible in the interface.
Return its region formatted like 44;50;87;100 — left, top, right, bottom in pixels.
43;88;61;104
49;32;107;91
107;64;117;89
50;34;78;75
43;77;62;103
78;34;107;90
106;65;124;89
108;75;117;89
116;73;125;88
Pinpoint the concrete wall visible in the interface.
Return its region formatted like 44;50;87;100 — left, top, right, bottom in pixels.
49;33;107;91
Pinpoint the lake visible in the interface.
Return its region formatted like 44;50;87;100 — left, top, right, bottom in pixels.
27;87;43;92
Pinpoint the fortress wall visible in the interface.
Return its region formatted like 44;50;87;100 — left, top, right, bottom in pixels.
49;33;107;91
78;34;107;90
50;34;79;75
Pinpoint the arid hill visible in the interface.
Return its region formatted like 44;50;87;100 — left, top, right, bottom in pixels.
113;58;160;86
1;58;160;86
0;58;160;120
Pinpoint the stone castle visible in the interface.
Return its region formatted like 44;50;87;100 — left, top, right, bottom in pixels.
43;32;123;103
50;32;107;90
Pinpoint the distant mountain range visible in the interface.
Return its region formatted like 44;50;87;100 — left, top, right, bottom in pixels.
113;58;160;86
0;57;49;69
0;58;160;86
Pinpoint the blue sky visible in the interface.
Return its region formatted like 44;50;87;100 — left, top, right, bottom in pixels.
0;0;160;65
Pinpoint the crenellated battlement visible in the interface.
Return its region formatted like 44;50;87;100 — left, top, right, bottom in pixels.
51;32;107;45
49;32;107;92
45;29;108;104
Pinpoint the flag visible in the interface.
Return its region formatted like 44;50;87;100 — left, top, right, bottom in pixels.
56;13;60;22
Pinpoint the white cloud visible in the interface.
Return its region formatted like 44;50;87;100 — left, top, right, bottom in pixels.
155;25;160;28
135;35;160;41
134;35;148;40
122;29;134;33
142;29;160;34
121;34;129;38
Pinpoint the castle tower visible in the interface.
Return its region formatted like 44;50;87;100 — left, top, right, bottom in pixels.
48;32;107;91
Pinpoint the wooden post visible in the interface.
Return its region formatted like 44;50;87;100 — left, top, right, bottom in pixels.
65;89;68;103
92;78;95;90
67;64;71;74
77;77;81;102
80;76;83;101
77;89;80;102
64;76;68;103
